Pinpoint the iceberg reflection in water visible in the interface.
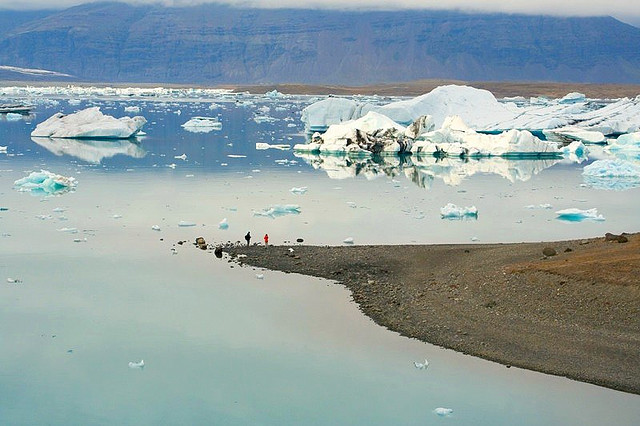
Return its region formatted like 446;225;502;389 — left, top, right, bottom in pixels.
294;152;558;189
31;137;146;164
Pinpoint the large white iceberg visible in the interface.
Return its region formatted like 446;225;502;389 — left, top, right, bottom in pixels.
14;170;77;195
295;111;413;156
31;107;146;139
411;116;561;158
582;159;640;191
301;97;368;132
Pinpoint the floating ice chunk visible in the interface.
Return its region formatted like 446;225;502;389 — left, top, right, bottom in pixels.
253;204;301;218
609;132;640;152
255;142;291;150
0;146;7;153
559;92;586;104
583;159;640;177
113;214;122;219
181;116;221;133
264;89;284;98
5;112;23;121
525;204;553;209
555;208;605;222
151;225;161;231
31;107;146;139
582;159;640;190
218;218;229;229
178;221;197;227
52;207;66;213
440;203;478;219
167;163;176;169
255;274;264;280
301;97;365;132
412;116;560;158
14;170;77;195
227;154;247;158
290;187;308;195
562;141;588;160
433;407;453;417
174;154;187;160
7;278;22;284
128;360;144;369
57;227;78;233
124;106;140;113
343;237;354;244
253;115;278;124
73;238;88;243
414;359;429;370
544;126;605;144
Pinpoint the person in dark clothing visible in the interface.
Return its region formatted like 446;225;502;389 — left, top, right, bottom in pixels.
245;231;251;246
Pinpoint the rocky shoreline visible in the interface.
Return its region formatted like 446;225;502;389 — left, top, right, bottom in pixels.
191;233;639;394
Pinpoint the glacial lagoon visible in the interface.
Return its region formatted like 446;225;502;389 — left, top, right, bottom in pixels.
1;94;639;425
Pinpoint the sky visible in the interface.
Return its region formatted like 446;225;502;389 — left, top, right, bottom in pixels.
0;0;638;26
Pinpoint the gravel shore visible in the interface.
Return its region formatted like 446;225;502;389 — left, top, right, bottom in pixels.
213;234;640;394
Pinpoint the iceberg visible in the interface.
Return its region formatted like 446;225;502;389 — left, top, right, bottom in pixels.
295;111;412;155
558;92;586;104
543;126;605;144
253;204;301;218
31;137;146;164
128;360;144;369
582;158;640;191
218;218;229;229
555;208;605;222
31;107;146;139
608;132;640;153
301;97;368;132
440;203;478;219
433;408;453;417
411;116;561;158
14;170;77;195
181;116;221;133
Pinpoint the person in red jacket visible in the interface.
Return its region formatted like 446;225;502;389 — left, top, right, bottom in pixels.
263;233;269;246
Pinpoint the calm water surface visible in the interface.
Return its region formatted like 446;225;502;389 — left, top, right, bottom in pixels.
1;96;639;425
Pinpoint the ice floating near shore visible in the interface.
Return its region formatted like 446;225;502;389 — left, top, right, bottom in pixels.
582;159;640;191
253;204;301;218
413;359;429;370
181;116;221;133
31;107;146;139
433;407;453;417
14;170;77;195
343;237;354;244
178;221;197;227
290;187;308;195
555;208;605;222
218;218;229;229
440;203;478;219
128;360;144;369
412;116;560;158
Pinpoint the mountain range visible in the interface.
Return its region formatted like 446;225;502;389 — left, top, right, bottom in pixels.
0;2;639;85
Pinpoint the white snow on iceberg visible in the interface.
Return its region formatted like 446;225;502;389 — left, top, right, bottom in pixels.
555;208;605;222
14;170;77;195
31;107;146;139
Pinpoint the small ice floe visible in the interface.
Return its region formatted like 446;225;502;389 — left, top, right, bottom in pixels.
57;227;78;233
346;201;357;208
167;163;177;169
31;107;146;139
440;203;478;219
255;274;264;280
343;237;354;244
471;236;480;241
227;154;247;158
113;214;122;219
256;142;291;150
174;154;187;161
73;238;88;243
128;359;144;369
52;207;66;213
524;204;553;209
290;187;308;195
36;214;53;220
413;359;429;370
7;278;22;284
0;146;7;153
555;208;605;222
253;204;301;218
181;117;222;133
218;218;229;229
433;407;453;417
14;170;77;196
151;225;161;231
178;221;197;227
124;105;141;113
